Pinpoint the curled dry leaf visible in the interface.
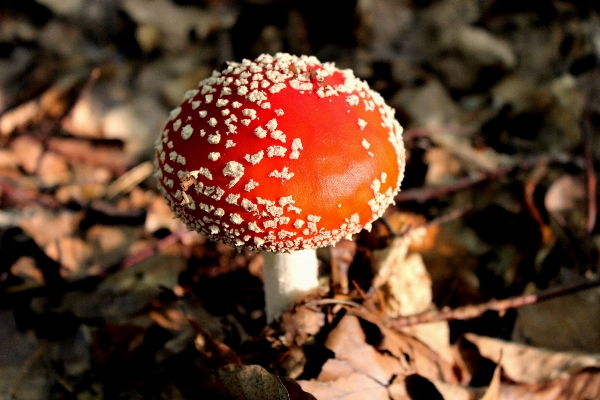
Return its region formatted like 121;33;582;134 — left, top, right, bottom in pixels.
325;315;406;385
299;371;388;400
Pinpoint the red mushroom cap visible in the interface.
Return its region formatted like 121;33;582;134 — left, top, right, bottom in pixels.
155;53;405;252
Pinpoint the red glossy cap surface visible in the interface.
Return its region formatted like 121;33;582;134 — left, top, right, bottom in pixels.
155;53;405;252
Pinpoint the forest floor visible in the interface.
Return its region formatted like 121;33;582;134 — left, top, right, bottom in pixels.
1;0;600;399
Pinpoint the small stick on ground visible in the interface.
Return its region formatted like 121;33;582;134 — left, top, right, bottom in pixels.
388;277;600;329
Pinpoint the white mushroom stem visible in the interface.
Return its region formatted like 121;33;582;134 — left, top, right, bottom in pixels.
262;249;320;323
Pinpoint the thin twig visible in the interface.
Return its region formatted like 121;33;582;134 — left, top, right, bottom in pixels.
388;277;600;329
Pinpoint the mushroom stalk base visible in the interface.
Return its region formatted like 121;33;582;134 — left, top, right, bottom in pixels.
262;249;319;323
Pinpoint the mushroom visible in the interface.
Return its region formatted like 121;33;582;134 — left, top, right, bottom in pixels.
154;53;405;322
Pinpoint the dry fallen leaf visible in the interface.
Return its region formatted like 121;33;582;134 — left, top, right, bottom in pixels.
325;315;405;385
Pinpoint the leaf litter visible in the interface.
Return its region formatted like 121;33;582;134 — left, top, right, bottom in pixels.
1;0;600;399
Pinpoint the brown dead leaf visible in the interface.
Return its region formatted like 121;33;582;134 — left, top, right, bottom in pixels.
45;236;93;278
38;151;72;187
46;137;130;175
19;207;83;248
325;314;405;385
299;371;388;400
372;239;432;316
371;234;454;363
10;256;44;284
280;305;325;348
481;359;501;400
378;318;458;384
424;147;463;185
11;135;43;174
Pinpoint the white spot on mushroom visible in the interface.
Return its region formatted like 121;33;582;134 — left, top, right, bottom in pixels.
246;90;267;103
269;167;294;181
205;94;213;103
181;124;193;139
241;119;251;126
223;161;244;188
212;187;225;200
346;95;359;106
208;118;217;127
261;102;271;109
275;109;284;116
244;179;259;191
208;132;221;144
221;109;230;116
254;127;267;138
209;225;219;234
293;220;304;229
242;109;257;119
244;151;264;165
173;119;182;131
215;208;225;217
208;152;220;161
230;213;243;224
248;222;263;233
225;139;236;148
289;138;303;159
183;89;198;101
266;119;277;131
232;101;242;108
216;99;229;107
270;130;285;142
191;101;201;109
290;79;313;91
237;86;248;96
358;119;367;130
264;220;277;229
221;87;232;96
267;146;287;157
176;154;186;165
241;198;257;212
170;107;182;120
269;83;286;94
193;167;212;180
226;193;239;205
362;139;370;149
199;111;207;118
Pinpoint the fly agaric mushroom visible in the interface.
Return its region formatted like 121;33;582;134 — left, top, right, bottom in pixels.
154;53;405;322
